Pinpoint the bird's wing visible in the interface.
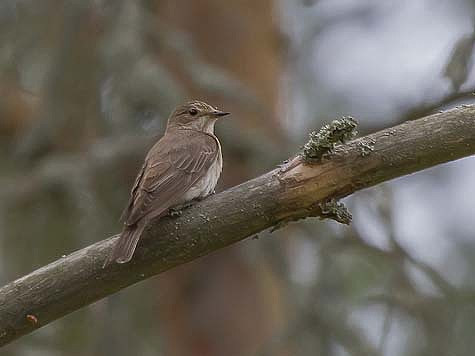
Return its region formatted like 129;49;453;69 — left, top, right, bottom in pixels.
120;161;146;223
122;130;219;226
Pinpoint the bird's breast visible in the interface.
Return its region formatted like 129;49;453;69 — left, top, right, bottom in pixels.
182;146;222;202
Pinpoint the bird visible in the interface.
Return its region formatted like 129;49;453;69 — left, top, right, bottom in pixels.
105;100;230;265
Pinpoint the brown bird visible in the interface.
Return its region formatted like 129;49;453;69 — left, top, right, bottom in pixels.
106;100;230;265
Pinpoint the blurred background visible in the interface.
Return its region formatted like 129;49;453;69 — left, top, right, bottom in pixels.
1;0;475;355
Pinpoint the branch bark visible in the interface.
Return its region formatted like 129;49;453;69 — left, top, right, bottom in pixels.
1;105;475;346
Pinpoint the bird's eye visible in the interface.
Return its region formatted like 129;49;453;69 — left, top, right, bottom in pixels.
189;108;198;116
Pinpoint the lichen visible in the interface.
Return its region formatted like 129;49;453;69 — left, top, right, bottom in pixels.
302;116;358;161
319;198;352;225
358;138;376;157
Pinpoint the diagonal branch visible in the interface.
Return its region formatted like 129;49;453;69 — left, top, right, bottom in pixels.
1;105;475;346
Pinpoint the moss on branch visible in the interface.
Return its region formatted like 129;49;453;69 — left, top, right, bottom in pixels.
302;116;358;161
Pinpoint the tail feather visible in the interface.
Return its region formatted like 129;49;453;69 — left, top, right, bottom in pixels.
104;224;146;267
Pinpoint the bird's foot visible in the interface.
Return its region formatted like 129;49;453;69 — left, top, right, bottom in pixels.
168;200;198;217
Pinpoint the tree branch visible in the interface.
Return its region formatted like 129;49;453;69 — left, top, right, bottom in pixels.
1;105;475;346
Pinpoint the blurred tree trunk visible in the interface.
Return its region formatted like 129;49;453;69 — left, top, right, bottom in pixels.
151;1;284;355
0;83;39;139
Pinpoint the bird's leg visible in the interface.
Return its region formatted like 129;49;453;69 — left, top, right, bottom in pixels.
168;190;218;217
168;199;200;217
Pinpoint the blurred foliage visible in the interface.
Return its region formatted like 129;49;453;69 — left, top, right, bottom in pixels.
1;1;475;356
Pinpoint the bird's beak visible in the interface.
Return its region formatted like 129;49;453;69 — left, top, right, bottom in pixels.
212;109;231;118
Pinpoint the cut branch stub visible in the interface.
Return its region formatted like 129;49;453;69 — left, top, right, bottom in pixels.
300;117;358;224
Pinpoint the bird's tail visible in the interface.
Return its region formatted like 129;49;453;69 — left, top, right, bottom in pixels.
104;223;146;267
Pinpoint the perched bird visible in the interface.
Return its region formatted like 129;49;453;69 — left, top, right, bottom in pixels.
105;100;230;265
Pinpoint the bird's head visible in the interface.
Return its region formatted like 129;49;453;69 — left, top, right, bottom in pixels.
166;100;230;133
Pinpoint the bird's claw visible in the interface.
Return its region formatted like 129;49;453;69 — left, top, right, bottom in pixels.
169;208;183;217
168;200;198;217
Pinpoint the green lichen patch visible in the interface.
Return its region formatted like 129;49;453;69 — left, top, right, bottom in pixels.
319;198;352;225
303;116;358;161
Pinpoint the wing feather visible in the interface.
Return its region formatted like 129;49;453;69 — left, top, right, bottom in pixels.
123;129;219;226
